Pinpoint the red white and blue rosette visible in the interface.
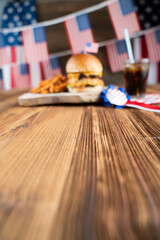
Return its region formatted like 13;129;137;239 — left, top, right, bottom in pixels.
100;85;160;112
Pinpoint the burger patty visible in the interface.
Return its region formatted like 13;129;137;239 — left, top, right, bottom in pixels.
68;71;102;81
69;78;104;88
67;71;104;88
79;73;99;79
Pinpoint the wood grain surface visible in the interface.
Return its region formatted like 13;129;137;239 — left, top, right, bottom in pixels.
0;86;160;240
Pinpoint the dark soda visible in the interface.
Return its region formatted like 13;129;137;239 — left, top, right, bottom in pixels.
123;59;149;95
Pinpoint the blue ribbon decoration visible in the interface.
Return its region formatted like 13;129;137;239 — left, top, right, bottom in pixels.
100;85;130;109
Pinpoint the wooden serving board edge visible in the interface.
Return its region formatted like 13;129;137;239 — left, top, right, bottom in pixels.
18;92;102;106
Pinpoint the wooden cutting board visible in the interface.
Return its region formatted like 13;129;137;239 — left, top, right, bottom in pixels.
18;90;102;106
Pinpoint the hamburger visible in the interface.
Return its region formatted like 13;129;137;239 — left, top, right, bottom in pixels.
66;53;104;92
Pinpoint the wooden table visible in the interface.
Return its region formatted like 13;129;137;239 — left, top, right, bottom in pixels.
0;86;160;240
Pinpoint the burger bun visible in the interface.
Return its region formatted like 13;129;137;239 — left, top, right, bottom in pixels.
66;54;103;73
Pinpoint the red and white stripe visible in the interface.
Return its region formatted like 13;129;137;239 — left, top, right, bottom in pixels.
22;28;49;63
144;30;160;63
107;88;128;106
29;62;43;87
11;65;31;88
64;16;94;54
126;100;160;112
107;1;141;40
106;41;128;72
133;37;160;84
41;61;62;79
10;45;25;63
0;45;25;67
131;94;160;104
0;47;11;66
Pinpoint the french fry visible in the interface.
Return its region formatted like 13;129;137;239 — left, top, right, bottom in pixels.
55;82;68;90
39;79;51;86
30;74;68;94
49;84;54;93
40;83;51;91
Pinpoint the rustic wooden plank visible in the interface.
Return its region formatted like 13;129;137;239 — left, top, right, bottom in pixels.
36;1;105;21
0;105;84;240
0;87;160;240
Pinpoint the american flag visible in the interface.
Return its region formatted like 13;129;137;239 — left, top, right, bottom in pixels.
133;0;160;83
22;26;49;63
85;42;99;53
134;0;160;30
2;0;37;46
144;29;160;63
11;45;42;88
133;36;160;84
42;57;62;79
1;50;42;90
106;39;128;72
0;68;4;89
107;1;141;39
0;33;11;66
11;63;31;88
64;13;94;54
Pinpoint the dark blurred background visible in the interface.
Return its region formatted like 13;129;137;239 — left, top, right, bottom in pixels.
36;0;123;85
